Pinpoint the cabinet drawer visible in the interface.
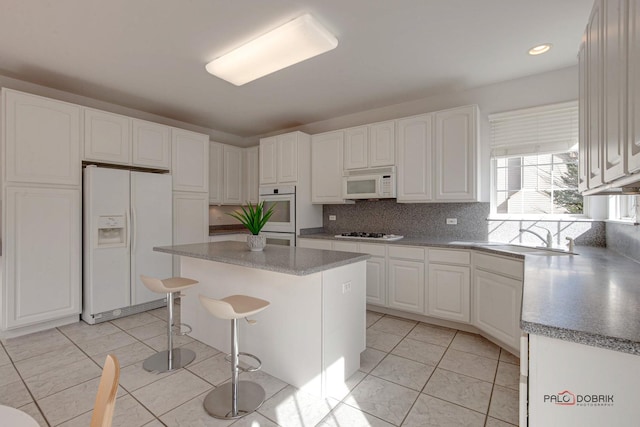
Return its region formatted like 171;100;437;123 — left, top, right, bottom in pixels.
298;239;332;250
474;252;524;280
359;243;386;257
332;241;359;252
388;245;425;261
429;249;470;265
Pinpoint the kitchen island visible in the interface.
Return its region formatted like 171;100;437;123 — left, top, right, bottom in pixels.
154;241;369;398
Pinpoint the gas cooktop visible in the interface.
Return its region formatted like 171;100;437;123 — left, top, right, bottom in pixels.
335;232;404;241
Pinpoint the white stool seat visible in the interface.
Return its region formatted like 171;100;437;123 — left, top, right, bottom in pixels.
139;275;198;373
140;275;198;294
199;295;270;320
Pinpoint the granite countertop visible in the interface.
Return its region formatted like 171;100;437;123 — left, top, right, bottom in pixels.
154;241;370;276
298;232;640;355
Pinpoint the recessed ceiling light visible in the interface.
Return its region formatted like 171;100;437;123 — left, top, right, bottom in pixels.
528;44;552;56
205;14;338;86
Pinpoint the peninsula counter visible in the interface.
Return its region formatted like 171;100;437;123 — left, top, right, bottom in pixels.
154;241;369;398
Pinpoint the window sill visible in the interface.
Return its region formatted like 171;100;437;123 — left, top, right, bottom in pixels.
605;219;639;226
487;215;596;222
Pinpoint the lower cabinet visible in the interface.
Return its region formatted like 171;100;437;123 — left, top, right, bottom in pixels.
3;186;81;330
209;234;247;243
473;268;523;350
388;246;425;313
428;263;470;323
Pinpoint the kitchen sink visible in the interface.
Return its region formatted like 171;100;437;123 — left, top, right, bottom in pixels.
485;244;578;256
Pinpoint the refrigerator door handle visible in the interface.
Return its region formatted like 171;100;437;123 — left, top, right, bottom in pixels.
131;206;137;253
126;208;131;250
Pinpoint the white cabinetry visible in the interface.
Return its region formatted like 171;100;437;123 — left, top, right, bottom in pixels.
472;252;524;351
343;120;395;170
171;128;209;193
209;141;223;204
210;234;247;243
3;89;81;186
131;118;171;169
260;132;308;185
396;114;434;202
223;145;243;204
172;192;209;275
244;146;259;204
396;106;479;202
297;238;333;250
3;187;81;330
311;131;347;203
83;108;131;165
434;105;479;201
578;38;589;192
360;243;387;306
387;246;425;313
427;249;471;323
587;0;604;188
629;0;640;173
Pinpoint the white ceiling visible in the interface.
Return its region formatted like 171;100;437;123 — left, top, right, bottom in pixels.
0;0;593;138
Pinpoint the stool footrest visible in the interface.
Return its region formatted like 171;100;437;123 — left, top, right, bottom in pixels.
172;323;192;336
224;352;262;373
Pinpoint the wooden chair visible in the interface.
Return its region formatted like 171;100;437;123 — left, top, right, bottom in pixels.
90;354;120;427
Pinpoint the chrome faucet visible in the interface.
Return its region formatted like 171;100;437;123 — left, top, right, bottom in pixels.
519;228;553;248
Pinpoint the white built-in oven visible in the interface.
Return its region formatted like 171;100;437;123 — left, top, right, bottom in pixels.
343;166;396;199
259;185;296;233
262;231;296;247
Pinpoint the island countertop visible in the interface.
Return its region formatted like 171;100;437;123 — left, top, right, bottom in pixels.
154;241;370;276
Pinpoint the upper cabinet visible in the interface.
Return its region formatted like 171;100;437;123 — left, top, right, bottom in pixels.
209;141;224;204
244;146;259;205
131;118;171;169
581;0;640;192
3;89;81;186
171;128;209;193
396;106;479;203
223;145;243;204
312;130;347;204
344;121;395;170
434;105;479;201
84;108;131;165
259;131;309;185
396;114;434;202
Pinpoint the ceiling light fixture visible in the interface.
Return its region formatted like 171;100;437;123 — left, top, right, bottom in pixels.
528;44;552;55
205;14;338;86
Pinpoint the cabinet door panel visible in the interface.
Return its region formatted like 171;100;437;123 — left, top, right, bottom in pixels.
344;126;368;170
473;269;522;349
209;142;223;204
366;256;386;306
603;0;627;182
388;259;424;313
629;0;640;173
578;39;589;192
5;187;80;328
312;131;345;203
172;192;208;275
277;133;298;183
428;264;470;323
259;137;278;184
434;106;478;201
369;120;395;167
587;0;603;188
244;146;259;204
223;145;243;204
397;114;433;202
171;129;209;193
84;108;131;164
4;90;81;186
132;119;170;169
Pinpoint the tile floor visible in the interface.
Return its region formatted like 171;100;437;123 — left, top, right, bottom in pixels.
0;309;520;426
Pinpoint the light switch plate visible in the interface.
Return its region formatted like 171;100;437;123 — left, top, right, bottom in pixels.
446;218;457;225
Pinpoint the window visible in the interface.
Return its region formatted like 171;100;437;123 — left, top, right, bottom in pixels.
609;195;638;221
490;101;583;217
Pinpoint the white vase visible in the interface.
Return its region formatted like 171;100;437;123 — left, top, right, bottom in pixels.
247;234;266;252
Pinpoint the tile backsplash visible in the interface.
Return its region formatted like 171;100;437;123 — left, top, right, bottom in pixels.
322;199;606;247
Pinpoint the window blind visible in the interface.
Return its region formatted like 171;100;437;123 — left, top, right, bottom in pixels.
489;101;578;158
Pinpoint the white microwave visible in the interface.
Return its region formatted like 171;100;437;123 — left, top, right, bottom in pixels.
343;166;396;199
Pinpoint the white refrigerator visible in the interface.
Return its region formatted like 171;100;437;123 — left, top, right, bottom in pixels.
82;166;173;324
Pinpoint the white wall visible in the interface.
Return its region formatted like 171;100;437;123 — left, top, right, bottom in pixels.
0;73;244;146
250;66;580;202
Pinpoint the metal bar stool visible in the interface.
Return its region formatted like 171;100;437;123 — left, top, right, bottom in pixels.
199;294;270;420
139;275;198;372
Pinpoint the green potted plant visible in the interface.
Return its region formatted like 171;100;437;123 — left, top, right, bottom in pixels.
227;201;276;251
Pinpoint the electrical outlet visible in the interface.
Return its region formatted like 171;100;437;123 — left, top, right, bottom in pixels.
329;215;337;221
446;218;458;225
342;282;352;294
